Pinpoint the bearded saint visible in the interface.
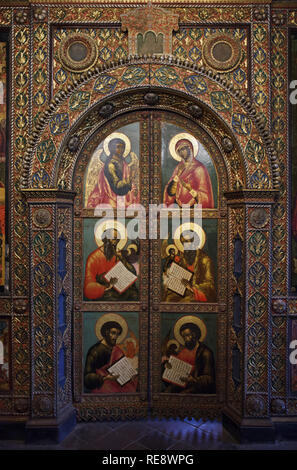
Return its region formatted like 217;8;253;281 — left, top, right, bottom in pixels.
83;229;138;301
163;232;216;303
163;139;214;208
84;320;138;394
87;138;139;208
162;322;215;394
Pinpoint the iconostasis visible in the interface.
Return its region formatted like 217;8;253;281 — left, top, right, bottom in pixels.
0;0;296;442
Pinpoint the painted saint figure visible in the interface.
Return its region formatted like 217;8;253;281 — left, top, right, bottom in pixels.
84;314;138;393
162;316;215;394
162;223;216;303
84;221;139;301
163;135;214;208
86;133;139;208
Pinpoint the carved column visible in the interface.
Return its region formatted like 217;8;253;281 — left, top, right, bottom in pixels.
22;189;76;442
223;190;278;442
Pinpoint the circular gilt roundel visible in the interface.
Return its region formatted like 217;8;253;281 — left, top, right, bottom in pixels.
58;33;98;73
202;33;242;72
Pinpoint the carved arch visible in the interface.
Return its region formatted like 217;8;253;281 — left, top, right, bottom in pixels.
20;56;280;191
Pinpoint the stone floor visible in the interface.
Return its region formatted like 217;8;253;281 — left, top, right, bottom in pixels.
0;418;297;450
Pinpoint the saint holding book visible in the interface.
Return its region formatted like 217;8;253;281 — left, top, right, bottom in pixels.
162;315;215;394
84;220;139;301
162;223;216;303
84;314;138;394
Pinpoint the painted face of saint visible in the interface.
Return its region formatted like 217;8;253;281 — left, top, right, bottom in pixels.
180;327;197;350
102;229;120;260
109;138;125;158
107;327;121;347
175;139;193;162
180;231;195;247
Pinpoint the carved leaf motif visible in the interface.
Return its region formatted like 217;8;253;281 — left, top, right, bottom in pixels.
99;46;112;62
273;247;285;262
16;29;29;45
35;324;52;349
253;25;266;43
122;67;147;86
248;323;266;348
33;292;52;318
189;29;202;40
254;47;266;64
32;169;50;189
69;91;91;111
245;139;264;164
250;169;269;189
248;292;267;319
93;74;118;94
248;231;267;257
210;91;232;111
272;331;284;349
254;69;267;86
272;31;285;47
33;232;52;258
37;139;56;164
232;113;251;136
189;46;201;62
16;72;28;87
247;352;265;378
34;262;52;288
34;25;46;43
114;46;127;60
272;268;285;284
272;52;285;68
50;113;69;135
248;262;267;288
183;75;207;95
272;225;285;241
233;68;246;84
155;67;179;86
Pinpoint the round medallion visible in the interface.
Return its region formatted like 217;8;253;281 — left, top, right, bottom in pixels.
249;208;268;229
32;208;52;228
202;33;242;72
271;398;285;414
58;33;98;73
272;299;286;314
246;395;265;416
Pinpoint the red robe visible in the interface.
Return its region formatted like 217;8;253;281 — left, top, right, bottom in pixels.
84;247;116;300
178;257;207;302
92;345;138;394
164;158;214;208
177;343;199;366
87;160;139;208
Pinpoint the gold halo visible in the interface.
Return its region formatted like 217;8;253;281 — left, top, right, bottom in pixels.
173;222;206;252
167;339;180;351
169;132;199;162
126;243;138;255
95;313;128;344
165;244;178;256
103;132;131;158
94;220;127;251
174;315;207;345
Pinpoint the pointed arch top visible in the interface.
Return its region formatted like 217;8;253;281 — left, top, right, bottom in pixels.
20;56;280;191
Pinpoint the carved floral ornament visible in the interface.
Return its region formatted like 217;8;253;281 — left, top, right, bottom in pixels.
19;57;280;192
